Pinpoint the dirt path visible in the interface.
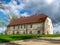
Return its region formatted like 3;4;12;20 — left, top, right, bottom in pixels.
12;39;60;45
0;37;60;45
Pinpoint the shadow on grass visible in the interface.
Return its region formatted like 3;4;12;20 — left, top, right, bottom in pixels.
0;38;21;45
0;38;10;43
0;42;21;45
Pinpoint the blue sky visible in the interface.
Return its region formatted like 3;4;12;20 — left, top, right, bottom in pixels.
0;11;7;24
0;0;60;33
0;0;11;3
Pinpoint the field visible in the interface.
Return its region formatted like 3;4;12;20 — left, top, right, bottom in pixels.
0;34;60;43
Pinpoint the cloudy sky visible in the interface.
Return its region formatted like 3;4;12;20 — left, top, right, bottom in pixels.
0;0;60;33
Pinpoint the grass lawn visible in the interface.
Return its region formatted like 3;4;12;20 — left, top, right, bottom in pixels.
0;34;60;43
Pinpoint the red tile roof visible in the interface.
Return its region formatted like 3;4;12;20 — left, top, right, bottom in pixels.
8;14;48;26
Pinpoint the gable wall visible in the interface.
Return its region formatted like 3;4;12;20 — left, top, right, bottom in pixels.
44;17;53;34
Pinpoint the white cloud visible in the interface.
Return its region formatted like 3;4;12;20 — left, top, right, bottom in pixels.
21;12;30;17
0;0;25;18
45;0;54;4
0;9;6;14
0;27;6;33
53;23;60;33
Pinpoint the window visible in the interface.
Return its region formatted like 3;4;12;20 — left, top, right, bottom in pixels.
37;31;40;34
30;24;32;28
17;31;19;34
18;25;19;29
23;31;25;34
8;27;10;29
21;25;22;28
47;31;49;34
24;25;26;28
47;25;50;29
13;31;15;34
30;31;32;34
47;19;49;23
13;26;15;29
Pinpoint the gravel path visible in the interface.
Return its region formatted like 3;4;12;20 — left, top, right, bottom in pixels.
12;39;60;45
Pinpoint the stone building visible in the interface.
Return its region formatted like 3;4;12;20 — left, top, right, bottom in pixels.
6;14;53;35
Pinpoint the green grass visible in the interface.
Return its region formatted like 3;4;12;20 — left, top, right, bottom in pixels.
0;34;60;43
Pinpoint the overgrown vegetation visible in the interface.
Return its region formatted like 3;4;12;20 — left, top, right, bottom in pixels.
0;34;60;43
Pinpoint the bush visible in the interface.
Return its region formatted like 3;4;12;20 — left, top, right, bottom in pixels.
10;34;39;40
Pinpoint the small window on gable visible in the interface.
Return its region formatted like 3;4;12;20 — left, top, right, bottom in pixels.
30;24;32;28
47;25;50;29
47;19;49;23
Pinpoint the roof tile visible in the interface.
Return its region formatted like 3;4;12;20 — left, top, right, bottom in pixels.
8;14;47;26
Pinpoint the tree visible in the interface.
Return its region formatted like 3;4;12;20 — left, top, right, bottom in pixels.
0;16;6;27
11;15;18;21
0;21;6;27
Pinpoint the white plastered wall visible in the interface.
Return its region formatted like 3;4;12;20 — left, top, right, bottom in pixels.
44;17;53;34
